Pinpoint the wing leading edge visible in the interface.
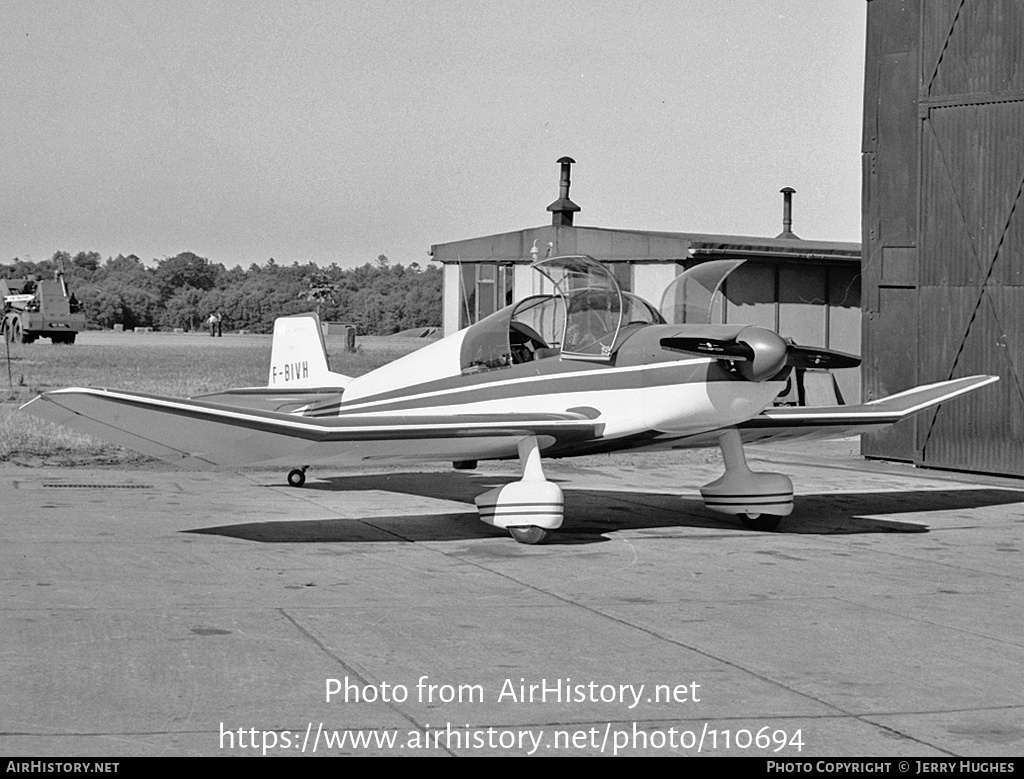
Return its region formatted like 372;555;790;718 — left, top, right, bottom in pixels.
730;374;998;444
21;387;603;469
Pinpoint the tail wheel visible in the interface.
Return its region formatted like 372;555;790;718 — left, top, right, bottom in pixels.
287;467;307;488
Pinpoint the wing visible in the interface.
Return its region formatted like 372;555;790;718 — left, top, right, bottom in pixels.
693;375;998;446
21;387;603;469
659;375;997;448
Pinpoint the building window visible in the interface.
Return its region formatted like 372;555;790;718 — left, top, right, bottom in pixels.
459;262;515;328
606;262;633;292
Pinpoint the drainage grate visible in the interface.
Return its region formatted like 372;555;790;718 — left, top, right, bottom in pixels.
42;483;154;490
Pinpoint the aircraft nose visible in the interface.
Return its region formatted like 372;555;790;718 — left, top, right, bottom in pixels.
734;327;789;381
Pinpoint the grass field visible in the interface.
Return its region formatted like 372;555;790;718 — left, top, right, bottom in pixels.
0;331;428;465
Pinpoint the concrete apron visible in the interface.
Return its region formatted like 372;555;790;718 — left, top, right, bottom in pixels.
1;440;1022;756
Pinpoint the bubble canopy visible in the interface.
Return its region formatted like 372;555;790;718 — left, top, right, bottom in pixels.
532;255;624;361
459;255;663;374
659;259;744;325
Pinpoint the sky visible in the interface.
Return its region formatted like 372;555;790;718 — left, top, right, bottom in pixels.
1;1;867;269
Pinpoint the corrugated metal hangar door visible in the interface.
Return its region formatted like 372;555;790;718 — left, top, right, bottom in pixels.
864;0;1024;476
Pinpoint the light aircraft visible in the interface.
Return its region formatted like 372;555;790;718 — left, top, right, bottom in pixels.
22;256;997;544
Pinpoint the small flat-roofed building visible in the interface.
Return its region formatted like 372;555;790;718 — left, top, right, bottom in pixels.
432;159;862;402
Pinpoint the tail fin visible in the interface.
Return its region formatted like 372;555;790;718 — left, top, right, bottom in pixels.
268;313;352;388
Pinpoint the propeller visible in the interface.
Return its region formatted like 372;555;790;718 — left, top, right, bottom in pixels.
660;326;860;381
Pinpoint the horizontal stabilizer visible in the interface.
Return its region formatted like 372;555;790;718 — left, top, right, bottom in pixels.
193;387;346;414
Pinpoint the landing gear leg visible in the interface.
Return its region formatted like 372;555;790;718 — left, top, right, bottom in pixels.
287;466;308;488
699;428;793;530
475;435;562;544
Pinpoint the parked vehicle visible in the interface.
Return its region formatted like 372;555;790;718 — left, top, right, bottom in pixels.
1;271;85;344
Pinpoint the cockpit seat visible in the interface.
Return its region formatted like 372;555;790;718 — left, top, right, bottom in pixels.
509;321;554;364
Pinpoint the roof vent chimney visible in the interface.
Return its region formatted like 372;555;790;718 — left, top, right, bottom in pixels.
776;187;800;240
546;156;581;226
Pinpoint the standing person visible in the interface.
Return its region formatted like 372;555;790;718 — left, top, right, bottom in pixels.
215;312;223;337
207;313;217;337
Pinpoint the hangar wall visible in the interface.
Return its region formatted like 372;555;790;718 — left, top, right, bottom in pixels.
863;0;1024;475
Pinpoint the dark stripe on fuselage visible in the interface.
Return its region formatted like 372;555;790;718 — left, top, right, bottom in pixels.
478;504;562;513
313;357;732;418
703;492;794;501
704;498;794;507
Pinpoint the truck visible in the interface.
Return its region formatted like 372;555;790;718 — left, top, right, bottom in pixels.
1;272;86;344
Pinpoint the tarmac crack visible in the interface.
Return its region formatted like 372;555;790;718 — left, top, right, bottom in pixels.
274;607;456;756
423;549;990;753
415;545;858;716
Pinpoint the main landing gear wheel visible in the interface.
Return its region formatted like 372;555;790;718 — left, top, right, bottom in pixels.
740;513;782;531
287;467;307;487
507;526;549;545
700;429;794;531
475;436;563;544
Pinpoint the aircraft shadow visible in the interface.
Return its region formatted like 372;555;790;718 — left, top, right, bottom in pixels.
186;471;1024;546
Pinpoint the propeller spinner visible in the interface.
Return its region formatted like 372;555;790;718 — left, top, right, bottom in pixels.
660;326;860;381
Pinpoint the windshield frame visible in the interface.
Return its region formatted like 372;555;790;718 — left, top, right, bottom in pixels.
531;255;625;362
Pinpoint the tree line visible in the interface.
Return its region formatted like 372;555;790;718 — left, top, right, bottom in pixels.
0;251;442;335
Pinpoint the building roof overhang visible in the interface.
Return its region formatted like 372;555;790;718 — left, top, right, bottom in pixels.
431;224;860;265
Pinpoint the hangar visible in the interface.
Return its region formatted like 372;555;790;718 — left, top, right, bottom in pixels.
863;0;1024;477
432;158;863;404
